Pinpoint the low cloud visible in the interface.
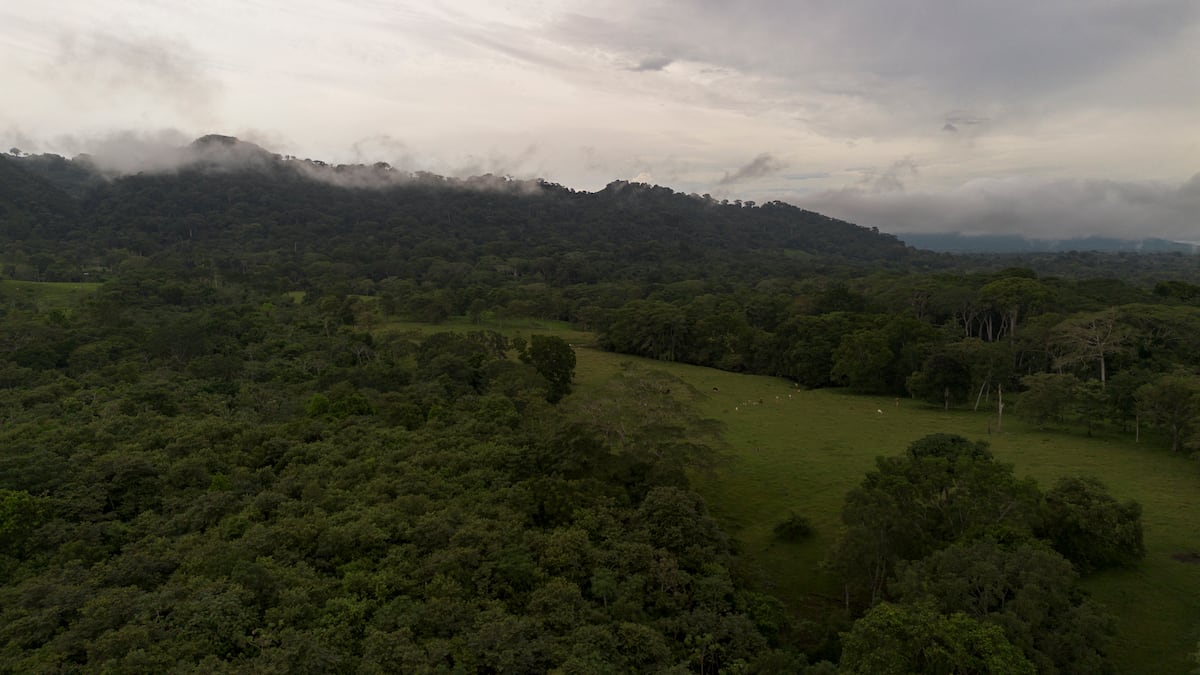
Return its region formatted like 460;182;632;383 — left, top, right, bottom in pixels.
48;31;219;122
34;129;548;194
857;158;918;193
54;129;192;174
718;153;785;185
799;173;1200;241
629;55;674;72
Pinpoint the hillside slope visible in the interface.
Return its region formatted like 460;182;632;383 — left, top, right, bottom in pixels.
2;139;914;284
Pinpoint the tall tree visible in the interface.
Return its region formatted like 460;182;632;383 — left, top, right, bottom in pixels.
1135;374;1200;452
827;434;1041;605
1017;373;1083;429
1051;309;1130;388
979;277;1052;340
526;334;576;403
830;329;892;393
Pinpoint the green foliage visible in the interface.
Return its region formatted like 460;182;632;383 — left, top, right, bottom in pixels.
772;513;814;542
0;297;772;672
839;602;1035;675
977;276;1052;339
830;329;893;393
907;351;973;409
827;433;1122;673
1040;476;1145;573
528;334;576;403
1018;373;1084;428
0;489;45;561
1136;373;1200;452
827;434;1041;605
894;538;1114;673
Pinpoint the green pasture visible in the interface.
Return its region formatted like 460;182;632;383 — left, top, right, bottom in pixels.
387;319;1200;672
0;279;100;313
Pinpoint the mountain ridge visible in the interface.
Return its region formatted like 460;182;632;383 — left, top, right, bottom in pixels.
1;138;916;285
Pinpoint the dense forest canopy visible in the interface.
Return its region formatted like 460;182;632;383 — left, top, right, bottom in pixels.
2;137;1197;671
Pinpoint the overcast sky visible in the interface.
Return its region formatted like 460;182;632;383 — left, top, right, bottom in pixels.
2;1;1198;239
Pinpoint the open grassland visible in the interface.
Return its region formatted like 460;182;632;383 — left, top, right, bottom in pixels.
0;279;101;313
388;320;1200;673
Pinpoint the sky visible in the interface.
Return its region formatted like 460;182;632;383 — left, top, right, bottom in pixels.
2;0;1198;239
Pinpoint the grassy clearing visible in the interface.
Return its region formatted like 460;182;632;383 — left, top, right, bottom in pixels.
388;321;1200;673
0;279;101;313
619;356;1200;675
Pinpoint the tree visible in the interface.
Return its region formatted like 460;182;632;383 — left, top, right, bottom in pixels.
1050;310;1131;388
1105;368;1155;435
944;338;1014;411
907;351;973;410
1040;476;1145;573
775;312;856;388
827;434;1042;605
1135;374;1200;452
839;602;1034;675
881;314;941;394
1017;373;1083;429
601;300;692;362
893;538;1114;673
527;335;576;403
978;277;1051;340
830;329;892;393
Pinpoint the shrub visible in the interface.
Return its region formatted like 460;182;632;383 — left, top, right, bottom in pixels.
773;513;814;542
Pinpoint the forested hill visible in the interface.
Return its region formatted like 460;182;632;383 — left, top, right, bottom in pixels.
1;138;913;285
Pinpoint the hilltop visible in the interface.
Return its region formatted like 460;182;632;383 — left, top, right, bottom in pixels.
1;137;915;286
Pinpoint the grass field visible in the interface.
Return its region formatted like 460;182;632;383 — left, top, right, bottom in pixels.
571;344;1200;674
0;279;101;313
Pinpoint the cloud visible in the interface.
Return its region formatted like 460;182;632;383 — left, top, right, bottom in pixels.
629;55;674;72
349;134;417;171
54;129;192;174
855;158;918;194
47;31;220;122
40;129;285;176
718;153;785;185
548;0;1200;137
799;173;1200;241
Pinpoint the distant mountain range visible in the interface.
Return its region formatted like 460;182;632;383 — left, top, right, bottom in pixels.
1;136;917;284
895;232;1197;254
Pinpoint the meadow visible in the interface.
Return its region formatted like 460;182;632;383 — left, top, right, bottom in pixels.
0;279;101;313
572;343;1200;674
